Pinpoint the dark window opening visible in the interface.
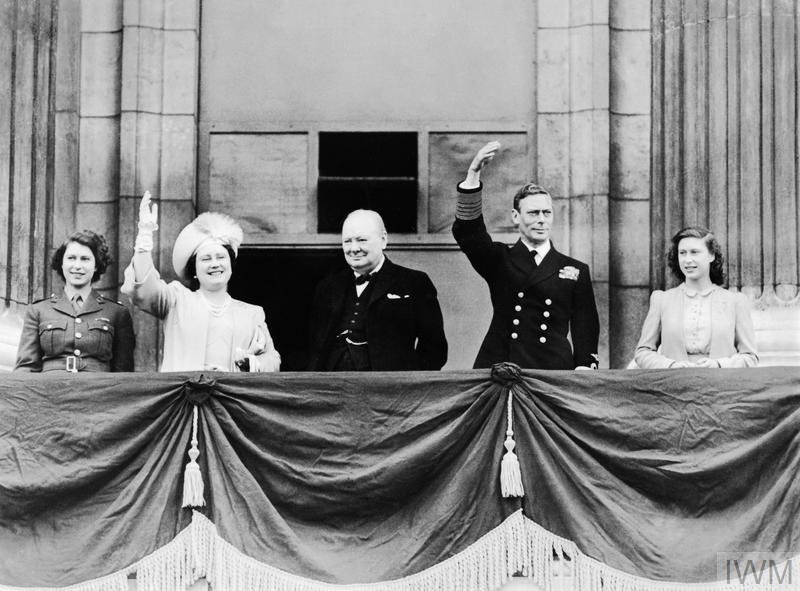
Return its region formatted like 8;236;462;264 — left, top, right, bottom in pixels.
317;132;417;233
228;248;348;372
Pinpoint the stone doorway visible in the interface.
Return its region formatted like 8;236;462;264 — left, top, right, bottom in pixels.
228;248;347;372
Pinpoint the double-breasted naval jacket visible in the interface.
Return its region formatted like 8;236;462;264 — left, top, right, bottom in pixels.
453;215;600;370
14;290;135;372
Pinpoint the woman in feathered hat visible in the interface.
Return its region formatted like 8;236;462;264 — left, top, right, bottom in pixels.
122;192;280;372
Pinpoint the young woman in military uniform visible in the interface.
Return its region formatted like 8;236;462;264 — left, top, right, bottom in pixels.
14;231;135;372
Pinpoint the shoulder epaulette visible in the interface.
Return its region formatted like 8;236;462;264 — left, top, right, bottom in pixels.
98;295;126;306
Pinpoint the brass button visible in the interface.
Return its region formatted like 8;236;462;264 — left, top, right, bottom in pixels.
545;298;552;305
511;332;518;339
539;337;546;344
540;324;547;330
514;305;521;312
47;324;53;329
102;326;109;331
74;349;81;356
75;332;82;339
75;318;82;324
543;311;551;318
512;319;520;326
517;292;524;298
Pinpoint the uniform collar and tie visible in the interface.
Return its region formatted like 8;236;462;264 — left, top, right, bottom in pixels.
57;286;101;317
71;294;84;313
63;285;93;313
522;239;551;266
509;239;560;288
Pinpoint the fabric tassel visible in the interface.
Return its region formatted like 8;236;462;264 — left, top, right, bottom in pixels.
500;390;524;498
182;406;206;508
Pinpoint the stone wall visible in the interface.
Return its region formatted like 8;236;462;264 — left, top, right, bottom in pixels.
118;0;200;370
1;0;797;371
608;0;652;367
537;0;612;366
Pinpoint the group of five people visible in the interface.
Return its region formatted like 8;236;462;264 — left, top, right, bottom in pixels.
14;142;758;374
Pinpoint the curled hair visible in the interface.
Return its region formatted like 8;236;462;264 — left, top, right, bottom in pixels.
667;226;725;286
186;243;237;291
513;183;551;211
51;230;112;283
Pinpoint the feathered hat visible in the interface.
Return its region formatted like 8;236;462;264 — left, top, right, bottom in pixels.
172;212;244;280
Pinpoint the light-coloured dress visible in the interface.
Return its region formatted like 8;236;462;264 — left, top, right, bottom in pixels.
123;266;280;372
634;284;758;369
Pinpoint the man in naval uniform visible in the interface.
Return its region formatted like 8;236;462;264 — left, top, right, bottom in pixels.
452;141;600;370
308;209;448;371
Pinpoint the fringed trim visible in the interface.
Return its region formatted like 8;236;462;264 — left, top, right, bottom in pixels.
133;516;205;591
5;511;796;591
191;509;531;591
182;406;206;508
0;517;201;591
500;390;524;498
519;517;792;591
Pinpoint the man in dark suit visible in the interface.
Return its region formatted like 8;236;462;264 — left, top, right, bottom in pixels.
308;209;447;371
452;141;600;370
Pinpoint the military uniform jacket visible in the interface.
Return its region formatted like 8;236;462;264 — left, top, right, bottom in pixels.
308;258;448;371
453;216;599;369
15;290;135;372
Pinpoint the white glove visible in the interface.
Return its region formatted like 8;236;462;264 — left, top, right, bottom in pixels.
134;191;159;252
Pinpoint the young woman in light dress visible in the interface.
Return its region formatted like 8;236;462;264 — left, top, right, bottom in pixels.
634;226;758;369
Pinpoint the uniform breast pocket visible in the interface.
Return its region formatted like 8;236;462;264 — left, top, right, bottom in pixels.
88;319;115;358
38;320;68;356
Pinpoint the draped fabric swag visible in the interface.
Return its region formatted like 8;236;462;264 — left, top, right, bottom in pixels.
1;367;798;591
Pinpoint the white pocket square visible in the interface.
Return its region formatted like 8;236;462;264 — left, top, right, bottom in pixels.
387;293;410;299
559;266;580;281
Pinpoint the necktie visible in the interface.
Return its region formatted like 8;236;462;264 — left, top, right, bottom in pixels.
72;295;83;314
532;251;539;267
355;273;376;286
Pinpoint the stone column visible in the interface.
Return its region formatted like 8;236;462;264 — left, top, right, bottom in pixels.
649;0;800;365
78;0;123;297
537;0;611;367
0;0;59;311
0;0;62;370
119;0;200;370
608;0;651;368
52;0;81;284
